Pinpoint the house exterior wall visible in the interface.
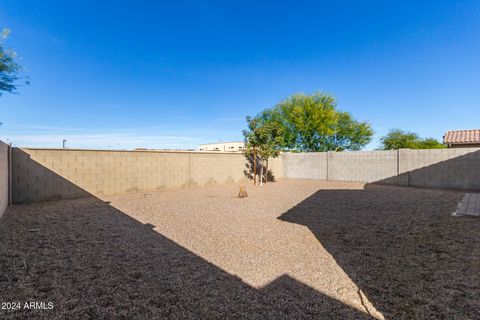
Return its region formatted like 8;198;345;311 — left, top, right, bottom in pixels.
448;143;480;148
198;141;245;152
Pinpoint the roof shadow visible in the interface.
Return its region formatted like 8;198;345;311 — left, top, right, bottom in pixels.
279;185;480;319
374;149;480;191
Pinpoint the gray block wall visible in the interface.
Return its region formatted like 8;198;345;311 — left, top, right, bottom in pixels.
8;145;480;204
398;148;480;190
12;148;284;203
0;142;8;218
282;153;328;180
282;148;480;191
328;150;398;183
282;151;399;183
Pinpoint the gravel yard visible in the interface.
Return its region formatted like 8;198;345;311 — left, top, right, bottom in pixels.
1;180;479;319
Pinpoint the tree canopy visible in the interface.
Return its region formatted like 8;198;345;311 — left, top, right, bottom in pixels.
248;93;373;152
242;116;284;185
379;129;445;150
243;116;283;159
0;28;26;96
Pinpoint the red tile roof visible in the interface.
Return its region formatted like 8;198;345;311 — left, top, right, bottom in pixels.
444;129;480;145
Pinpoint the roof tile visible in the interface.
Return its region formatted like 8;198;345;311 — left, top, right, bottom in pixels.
444;129;480;144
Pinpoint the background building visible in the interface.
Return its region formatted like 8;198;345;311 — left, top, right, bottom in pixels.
444;129;480;148
198;141;245;152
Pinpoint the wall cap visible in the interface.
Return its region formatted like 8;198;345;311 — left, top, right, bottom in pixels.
16;147;244;155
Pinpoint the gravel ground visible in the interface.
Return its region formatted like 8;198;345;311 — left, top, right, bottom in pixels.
1;180;479;319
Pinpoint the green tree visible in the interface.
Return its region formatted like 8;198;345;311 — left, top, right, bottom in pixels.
379;129;445;150
243;116;283;185
254;93;373;152
1;28;27;96
416;138;444;149
379;129;420;149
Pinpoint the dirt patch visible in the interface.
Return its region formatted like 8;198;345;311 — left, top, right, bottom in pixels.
1;180;478;319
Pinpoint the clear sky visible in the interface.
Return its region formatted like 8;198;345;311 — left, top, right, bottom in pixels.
0;1;479;150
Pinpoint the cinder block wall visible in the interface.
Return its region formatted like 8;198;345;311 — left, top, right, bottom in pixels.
0;142;9;217
397;148;480;190
11;146;480;203
12;148;284;203
282;148;480;191
328;150;398;183
282;151;398;183
282;152;328;180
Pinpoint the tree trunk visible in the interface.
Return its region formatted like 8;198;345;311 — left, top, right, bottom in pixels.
253;148;257;186
265;159;269;184
259;159;264;186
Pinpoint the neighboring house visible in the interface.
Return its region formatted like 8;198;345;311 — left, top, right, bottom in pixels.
198;141;245;152
443;129;480;148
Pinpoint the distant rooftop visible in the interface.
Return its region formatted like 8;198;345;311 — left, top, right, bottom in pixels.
443;129;480;145
198;141;244;146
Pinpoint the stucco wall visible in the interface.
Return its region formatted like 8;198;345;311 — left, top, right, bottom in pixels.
12;148;284;203
0;141;9;218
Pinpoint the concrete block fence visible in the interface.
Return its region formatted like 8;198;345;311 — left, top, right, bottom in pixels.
282;148;480;191
4;144;480;203
12;148;283;203
0;141;9;217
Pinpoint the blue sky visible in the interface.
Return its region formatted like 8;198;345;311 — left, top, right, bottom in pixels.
0;0;479;149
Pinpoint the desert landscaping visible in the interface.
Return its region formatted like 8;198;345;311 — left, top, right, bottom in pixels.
1;179;479;319
2;3;480;319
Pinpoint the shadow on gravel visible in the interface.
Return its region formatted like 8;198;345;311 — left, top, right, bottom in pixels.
0;198;372;319
1;153;370;319
279;185;480;319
